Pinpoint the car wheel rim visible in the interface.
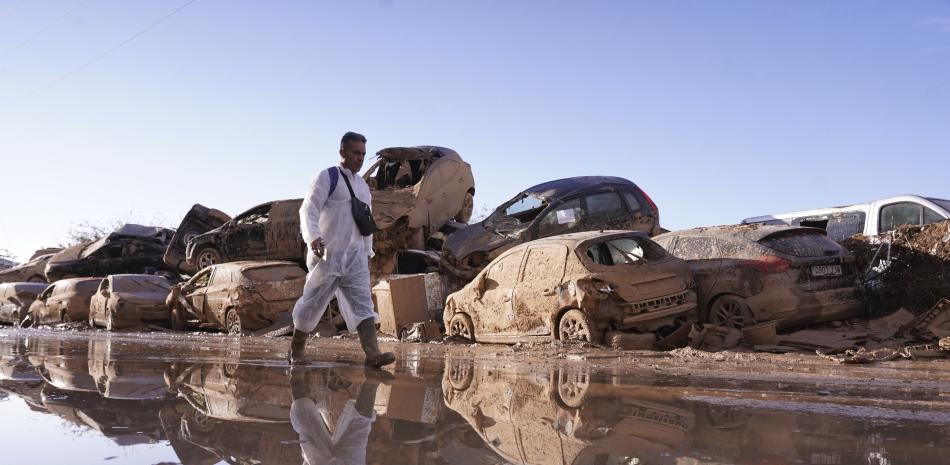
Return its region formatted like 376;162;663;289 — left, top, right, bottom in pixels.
560;315;590;342
198;251;217;268
451;317;471;339
226;311;240;334
713;300;745;328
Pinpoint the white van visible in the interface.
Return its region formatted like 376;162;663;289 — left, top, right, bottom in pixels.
742;195;950;241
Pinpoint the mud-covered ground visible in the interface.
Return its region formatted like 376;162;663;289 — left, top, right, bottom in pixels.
1;327;949;465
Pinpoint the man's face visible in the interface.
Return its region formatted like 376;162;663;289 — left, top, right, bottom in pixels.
339;140;366;172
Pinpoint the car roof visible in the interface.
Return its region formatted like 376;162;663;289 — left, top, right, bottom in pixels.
0;282;47;294
742;194;949;223
657;224;826;242
376;146;460;161
523;176;638;201
109;274;169;282
514;230;650;248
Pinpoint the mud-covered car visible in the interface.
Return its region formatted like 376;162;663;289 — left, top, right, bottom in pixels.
443;230;696;346
163;204;232;275
45;225;174;282
364;146;475;275
652;224;866;330
28;277;103;325
88;275;172;330
0;252;58;284
185;200;306;270
167;261;305;334
0;282;48;325
441;176;660;283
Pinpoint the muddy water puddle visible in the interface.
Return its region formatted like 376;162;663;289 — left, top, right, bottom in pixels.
1;329;949;464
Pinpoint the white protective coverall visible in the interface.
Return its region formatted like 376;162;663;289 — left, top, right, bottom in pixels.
292;165;377;334
291;397;374;465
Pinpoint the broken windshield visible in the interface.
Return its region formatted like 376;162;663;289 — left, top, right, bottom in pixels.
586;236;667;266
485;194;548;234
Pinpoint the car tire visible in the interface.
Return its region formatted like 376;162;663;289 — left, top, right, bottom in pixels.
445;357;474;391
555;368;591;409
707;294;754;329
447;313;474;342
225;308;242;335
170;306;187;331
455;191;475;223
195;247;222;270
558;309;602;344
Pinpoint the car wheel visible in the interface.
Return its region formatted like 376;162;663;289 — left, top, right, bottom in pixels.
447;313;474;341
555;368;591;409
455;191;475;223
27;275;46;283
445;357;474;391
225;308;242;335
708;294;754;329
558;309;602;344
105;307;115;332
196;247;222;270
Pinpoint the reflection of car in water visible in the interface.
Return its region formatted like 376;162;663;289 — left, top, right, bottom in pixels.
444;231;696;346
174;362;292;423
86;337;173;401
442;176;661;283
653;224;866;330
442;358;695;465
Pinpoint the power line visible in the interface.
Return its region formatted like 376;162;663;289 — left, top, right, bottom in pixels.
0;0;92;61
28;0;197;96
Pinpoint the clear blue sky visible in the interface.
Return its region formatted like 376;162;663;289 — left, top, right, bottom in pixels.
1;1;949;262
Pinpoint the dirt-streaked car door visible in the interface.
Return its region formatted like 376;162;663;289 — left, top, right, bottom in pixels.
204;268;232;326
184;269;213;321
473;250;525;338
512;245;569;336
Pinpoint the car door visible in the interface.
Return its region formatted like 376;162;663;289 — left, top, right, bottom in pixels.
45;282;67;322
532;197;584;240
184;269;213;319
204;267;232;325
474;249;526;338
512;245;568;336
224;205;271;260
670;236;723;304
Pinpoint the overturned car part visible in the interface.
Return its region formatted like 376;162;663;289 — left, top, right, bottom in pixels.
45;225;174;282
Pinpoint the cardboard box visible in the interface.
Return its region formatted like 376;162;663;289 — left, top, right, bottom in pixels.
372;274;429;337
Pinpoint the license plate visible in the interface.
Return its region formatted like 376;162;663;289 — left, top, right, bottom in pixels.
811;265;842;277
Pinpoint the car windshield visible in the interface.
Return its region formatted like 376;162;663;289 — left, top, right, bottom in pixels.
586;236;667;266
369;157;430;189
485;194;549;234
114;276;170;293
759;231;845;257
926;198;950;216
242;265;303;282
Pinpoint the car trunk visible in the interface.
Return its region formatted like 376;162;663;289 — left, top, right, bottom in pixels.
602;258;691;302
239;266;304;303
758;229;858;292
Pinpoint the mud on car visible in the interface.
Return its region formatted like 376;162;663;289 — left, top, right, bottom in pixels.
167;261;305;334
89;275;173;331
45;225;174;282
28;277;103;326
443;230;696;346
0;282;48;326
0;251;60;284
441;176;660;284
652;224;866;330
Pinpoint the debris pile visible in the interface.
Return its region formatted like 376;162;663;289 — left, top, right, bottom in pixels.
843;220;950;314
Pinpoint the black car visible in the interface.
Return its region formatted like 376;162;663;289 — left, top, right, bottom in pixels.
44;225;174;282
440;176;661;282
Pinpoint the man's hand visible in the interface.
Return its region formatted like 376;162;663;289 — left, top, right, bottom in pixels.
310;238;326;258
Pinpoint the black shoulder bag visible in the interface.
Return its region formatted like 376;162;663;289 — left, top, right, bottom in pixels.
338;167;378;236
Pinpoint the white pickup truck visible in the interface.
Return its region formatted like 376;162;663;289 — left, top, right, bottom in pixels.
742;195;950;241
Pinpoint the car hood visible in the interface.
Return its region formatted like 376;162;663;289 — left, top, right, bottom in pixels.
443;221;517;261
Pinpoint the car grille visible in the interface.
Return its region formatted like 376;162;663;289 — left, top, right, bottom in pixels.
627;291;691;313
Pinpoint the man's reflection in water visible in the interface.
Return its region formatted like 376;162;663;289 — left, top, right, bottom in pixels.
289;367;389;465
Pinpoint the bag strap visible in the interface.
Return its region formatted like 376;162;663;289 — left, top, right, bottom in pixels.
338;167;357;199
328;167;339;196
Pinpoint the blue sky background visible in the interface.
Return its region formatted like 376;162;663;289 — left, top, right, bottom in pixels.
1;1;949;262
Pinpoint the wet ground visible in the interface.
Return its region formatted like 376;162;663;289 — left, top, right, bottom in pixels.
1;328;949;465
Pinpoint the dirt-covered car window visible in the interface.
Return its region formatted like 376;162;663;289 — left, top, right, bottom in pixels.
924;206;944;225
486;194;548;234
879;202;922;233
718;238;769;259
669;237;720;260
537;198;583;237
242;266;304;282
759;232;845;257
235;205;271;226
75;280;101;294
586;237;666;266
191;270;212;288
113;277;170;293
585;192;625;218
485;251;523;288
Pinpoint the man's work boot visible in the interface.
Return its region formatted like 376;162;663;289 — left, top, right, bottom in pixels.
357;319;395;368
288;329;309;365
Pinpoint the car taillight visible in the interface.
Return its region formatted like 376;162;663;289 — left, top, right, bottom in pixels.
739;255;790;274
641;189;658;214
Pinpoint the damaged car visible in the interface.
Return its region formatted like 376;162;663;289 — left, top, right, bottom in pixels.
88;275;173;330
364;146;475;276
652;224;866;330
27;277;103;325
441;176;660;283
0;283;48;326
0;250;60;284
163;204;232;275
167;261;305;334
45;225;174;282
443;230;696;346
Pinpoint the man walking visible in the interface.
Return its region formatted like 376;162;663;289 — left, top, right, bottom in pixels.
288;131;396;368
